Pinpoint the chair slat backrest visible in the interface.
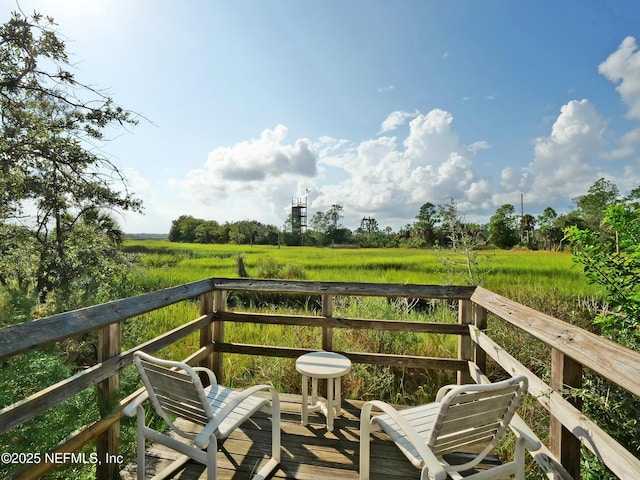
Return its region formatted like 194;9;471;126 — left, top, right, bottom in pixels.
428;376;527;457
133;352;213;439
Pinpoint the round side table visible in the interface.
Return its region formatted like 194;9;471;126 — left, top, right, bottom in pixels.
295;351;352;432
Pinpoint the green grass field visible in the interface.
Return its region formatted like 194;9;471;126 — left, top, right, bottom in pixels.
125;239;599;301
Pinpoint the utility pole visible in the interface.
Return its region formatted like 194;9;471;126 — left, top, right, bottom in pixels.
520;193;525;243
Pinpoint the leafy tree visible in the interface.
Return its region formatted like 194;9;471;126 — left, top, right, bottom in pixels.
573;178;619;233
520;213;536;245
537;207;563;250
194;220;221;243
0;10;142;305
565;202;640;348
169;215;202;242
488;204;519;249
627;185;640;207
437;199;462;248
0;223;38;292
168;216;279;245
42;210;134;311
310;204;345;245
415;202;438;246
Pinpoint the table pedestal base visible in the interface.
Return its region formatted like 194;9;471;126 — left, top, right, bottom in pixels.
300;375;343;431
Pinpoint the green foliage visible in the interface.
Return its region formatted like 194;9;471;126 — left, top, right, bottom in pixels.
168;215;280;245
0;224;39;294
573;178;620;233
309;204;352;245
0;349;99;479
488;204;519;248
536;207;563;250
574;373;640;472
0;10;141;308
255;256;306;280
565;203;640;348
41;221;136;313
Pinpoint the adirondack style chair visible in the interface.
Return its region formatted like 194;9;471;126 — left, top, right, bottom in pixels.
124;351;280;480
360;375;539;480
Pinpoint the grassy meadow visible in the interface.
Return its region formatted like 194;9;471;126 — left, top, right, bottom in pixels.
125;239;599;298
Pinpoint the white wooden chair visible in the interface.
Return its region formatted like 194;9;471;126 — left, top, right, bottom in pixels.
124;351;280;480
360;375;539;480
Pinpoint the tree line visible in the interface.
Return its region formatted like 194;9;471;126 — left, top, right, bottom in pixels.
169;178;638;251
168;217;281;245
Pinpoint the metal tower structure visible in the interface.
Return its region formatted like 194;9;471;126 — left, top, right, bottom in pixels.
291;196;307;245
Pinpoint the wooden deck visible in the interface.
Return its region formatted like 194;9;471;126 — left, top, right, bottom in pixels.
120;393;500;480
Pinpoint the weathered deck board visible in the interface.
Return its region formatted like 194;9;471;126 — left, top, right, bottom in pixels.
120;393;500;480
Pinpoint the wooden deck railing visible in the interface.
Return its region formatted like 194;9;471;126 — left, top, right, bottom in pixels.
1;278;639;480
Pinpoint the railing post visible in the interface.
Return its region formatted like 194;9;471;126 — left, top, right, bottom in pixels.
96;322;121;480
320;294;334;399
322;294;333;351
212;289;227;383
199;292;214;383
473;304;487;373
550;348;582;479
457;299;473;385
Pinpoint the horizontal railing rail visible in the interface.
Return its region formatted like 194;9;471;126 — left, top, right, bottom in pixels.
471;286;640;398
0;278;638;480
0;279;215;361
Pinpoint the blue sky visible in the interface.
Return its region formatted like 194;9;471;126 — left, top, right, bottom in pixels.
12;0;640;233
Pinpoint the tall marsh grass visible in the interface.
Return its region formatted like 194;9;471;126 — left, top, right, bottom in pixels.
125;240;599;296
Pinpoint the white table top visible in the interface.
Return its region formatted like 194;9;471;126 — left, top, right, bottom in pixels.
296;351;352;378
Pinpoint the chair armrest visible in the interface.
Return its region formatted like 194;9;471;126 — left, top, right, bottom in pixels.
361;401;447;480
194;384;279;449
192;367;217;386
509;419;542;451
123;391;149;417
435;384;456;402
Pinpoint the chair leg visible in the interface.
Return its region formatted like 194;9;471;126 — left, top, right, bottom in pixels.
251;388;281;480
359;406;372;480
272;397;281;463
207;436;218;480
515;436;526;480
136;406;146;480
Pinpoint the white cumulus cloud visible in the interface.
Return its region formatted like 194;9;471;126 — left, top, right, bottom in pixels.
314;108;491;225
494;99;607;206
379;110;420;133
180;125;318;207
599;36;640;119
602;127;640;160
